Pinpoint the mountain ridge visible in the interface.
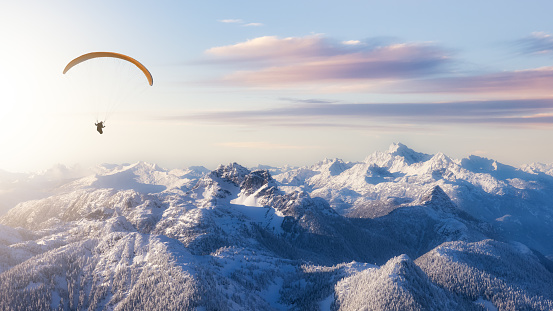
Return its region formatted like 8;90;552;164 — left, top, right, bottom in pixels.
0;143;552;310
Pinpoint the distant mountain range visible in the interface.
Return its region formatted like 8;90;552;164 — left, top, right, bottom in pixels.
0;143;552;310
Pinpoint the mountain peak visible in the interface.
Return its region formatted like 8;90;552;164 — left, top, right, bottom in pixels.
420;185;456;210
386;143;432;165
240;169;277;196
212;162;251;186
124;161;165;175
312;158;352;176
387;142;407;153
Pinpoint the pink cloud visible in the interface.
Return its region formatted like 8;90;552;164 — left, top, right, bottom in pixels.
206;35;451;86
204;35;553;98
402;66;553;97
206;35;337;62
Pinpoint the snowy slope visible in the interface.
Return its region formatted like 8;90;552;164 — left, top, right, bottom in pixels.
416;239;553;310
334;254;476;310
274;143;553;257
0;146;552;310
0;165;91;216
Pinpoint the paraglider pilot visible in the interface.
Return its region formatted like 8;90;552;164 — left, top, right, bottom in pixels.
95;121;105;134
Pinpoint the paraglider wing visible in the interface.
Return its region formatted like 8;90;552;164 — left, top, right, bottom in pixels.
63;52;153;86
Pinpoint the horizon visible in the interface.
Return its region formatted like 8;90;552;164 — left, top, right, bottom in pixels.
2;1;553;173
1;141;548;175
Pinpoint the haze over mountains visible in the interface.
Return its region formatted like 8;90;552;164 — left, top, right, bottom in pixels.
0;143;552;310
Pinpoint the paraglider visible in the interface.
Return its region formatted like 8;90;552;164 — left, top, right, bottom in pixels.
63;52;153;134
63;52;153;86
95;121;105;134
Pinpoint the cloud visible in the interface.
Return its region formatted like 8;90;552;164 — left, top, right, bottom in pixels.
217;142;312;150
202;34;553;97
206;35;338;61
218;19;263;27
401;66;553;96
163;98;553;130
219;19;244;24
515;32;553;55
342;40;362;45
278;97;337;104
205;35;452;86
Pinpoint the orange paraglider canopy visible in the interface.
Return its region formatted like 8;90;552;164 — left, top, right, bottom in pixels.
63;52;153;86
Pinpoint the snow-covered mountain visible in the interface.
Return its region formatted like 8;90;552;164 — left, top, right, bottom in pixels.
0;164;92;216
0;144;552;310
275;143;553;258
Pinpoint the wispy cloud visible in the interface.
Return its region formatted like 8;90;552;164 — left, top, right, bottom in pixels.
515;32;553;55
218;19;263;27
342;40;362;45
278;97;337;104
219;19;244;24
207;35;339;61
165;98;553;129
399;66;553;96
202;34;553;98
205;35;452;86
216;141;313;150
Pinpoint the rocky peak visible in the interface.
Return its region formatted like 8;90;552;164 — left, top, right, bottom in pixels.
420;185;456;210
211;163;250;186
240;170;276;196
267;190;338;221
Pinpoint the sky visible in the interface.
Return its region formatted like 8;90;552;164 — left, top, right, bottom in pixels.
1;0;553;172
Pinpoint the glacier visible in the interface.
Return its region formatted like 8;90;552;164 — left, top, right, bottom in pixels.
0;144;552;310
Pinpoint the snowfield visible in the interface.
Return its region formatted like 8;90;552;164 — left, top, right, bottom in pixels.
0;144;552;310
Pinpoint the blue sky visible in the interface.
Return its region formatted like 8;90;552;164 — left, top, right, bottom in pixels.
1;1;553;172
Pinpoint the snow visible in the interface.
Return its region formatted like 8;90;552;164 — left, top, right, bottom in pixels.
274;143;553;257
436;218;468;240
319;294;334;311
231;192;264;208
1;144;553;310
474;297;498;311
260;277;287;310
228;196;285;234
51;290;61;309
510;241;532;254
25;281;42;290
